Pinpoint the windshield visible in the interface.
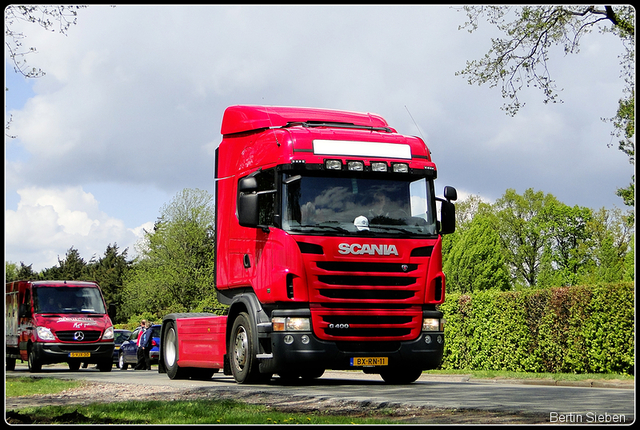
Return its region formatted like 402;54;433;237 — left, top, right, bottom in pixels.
33;286;107;314
282;173;437;237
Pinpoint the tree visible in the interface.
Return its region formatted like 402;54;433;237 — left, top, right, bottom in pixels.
443;214;511;293
40;246;87;280
493;189;559;288
84;243;132;314
122;188;218;320
457;5;635;206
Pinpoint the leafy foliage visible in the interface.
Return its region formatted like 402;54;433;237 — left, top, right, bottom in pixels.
441;283;635;374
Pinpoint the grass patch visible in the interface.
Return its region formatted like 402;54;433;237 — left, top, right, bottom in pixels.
5;376;85;397
8;400;392;424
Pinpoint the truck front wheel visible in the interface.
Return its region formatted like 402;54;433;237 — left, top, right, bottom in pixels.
164;321;190;380
229;313;269;384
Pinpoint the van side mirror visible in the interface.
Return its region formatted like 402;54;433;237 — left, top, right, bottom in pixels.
19;303;31;318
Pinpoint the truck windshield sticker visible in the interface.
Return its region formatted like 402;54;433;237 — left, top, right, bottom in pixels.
313;140;412;159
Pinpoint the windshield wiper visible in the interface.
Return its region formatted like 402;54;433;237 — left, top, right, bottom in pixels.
369;225;416;235
290;224;351;234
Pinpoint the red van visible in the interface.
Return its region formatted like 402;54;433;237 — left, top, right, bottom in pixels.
6;280;116;372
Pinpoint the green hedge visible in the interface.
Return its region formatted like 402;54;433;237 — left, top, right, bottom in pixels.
440;283;635;375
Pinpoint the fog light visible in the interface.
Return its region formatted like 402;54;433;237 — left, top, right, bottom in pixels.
301;335;310;344
284;335;294;345
437;335;443;344
424;335;432;344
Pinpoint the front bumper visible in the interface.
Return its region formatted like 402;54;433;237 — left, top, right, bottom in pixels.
33;341;114;365
260;331;444;374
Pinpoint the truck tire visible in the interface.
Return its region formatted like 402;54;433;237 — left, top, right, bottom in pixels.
28;345;42;373
379;367;423;384
119;351;128;370
164;321;191;380
229;312;269;384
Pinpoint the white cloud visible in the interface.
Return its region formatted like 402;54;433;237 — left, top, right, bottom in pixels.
5;186;145;271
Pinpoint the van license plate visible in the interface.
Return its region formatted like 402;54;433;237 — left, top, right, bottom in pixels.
350;357;388;367
69;352;90;358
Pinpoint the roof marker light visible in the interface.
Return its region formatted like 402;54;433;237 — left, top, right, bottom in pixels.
325;159;342;170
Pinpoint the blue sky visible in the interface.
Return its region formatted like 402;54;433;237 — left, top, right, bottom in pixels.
5;5;633;271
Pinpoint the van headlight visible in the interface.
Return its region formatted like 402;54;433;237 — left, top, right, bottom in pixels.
103;326;114;340
36;326;56;341
272;317;311;332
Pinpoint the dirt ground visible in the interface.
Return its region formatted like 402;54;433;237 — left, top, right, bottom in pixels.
6;380;552;424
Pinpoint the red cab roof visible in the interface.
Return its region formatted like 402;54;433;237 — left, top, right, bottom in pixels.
221;105;391;135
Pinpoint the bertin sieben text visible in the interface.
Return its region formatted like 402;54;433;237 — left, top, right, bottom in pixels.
549;412;627;423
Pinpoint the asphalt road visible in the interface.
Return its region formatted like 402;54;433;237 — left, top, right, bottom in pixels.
8;363;635;424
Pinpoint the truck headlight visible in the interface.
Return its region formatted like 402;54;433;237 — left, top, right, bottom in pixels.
422;318;442;332
36;326;56;341
103;326;114;340
272;317;311;332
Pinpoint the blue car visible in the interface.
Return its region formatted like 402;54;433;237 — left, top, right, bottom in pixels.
118;325;161;370
113;329;132;367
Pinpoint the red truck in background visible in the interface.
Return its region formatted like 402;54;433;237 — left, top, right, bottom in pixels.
159;105;457;384
6;280;116;372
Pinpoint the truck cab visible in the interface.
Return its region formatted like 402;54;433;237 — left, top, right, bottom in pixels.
216;106;456;383
6;280;116;372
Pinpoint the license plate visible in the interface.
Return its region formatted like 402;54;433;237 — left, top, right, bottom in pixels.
69;352;91;358
350;357;388;367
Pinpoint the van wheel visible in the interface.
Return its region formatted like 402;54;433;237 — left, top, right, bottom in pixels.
97;359;112;372
119;352;128;370
28;346;42;373
229;313;270;384
164;321;190;379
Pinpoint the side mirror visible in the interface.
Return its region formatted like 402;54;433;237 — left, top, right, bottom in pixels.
444;186;457;202
238;193;260;227
439;186;457;235
19;303;31;318
440;200;456;235
237;176;260;227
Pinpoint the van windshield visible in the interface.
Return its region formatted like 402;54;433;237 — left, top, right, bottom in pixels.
33;286;107;314
282;173;437;237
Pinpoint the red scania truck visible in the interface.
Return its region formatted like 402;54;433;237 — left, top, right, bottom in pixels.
6;280;116;372
159;105;457;384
